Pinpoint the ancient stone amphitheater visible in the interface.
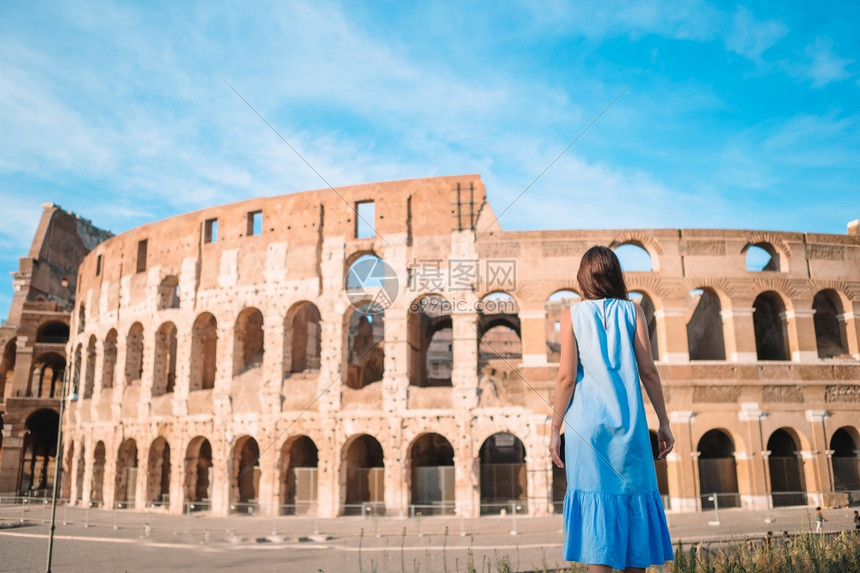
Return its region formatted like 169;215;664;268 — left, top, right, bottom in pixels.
1;174;858;518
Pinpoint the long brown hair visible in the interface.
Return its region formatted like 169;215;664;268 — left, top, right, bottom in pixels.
577;246;629;300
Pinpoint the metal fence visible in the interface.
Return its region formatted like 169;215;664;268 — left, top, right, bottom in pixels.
700;492;741;510
771;491;808;507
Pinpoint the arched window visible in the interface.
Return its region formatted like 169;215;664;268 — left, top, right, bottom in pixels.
408;295;453;387
28;353;64;398
157;276;180;310
686;288;726;360
745;243;781;272
478;293;521;368
697;429;739;508
190;313;218;391
280;436;319;515
767;429;807;507
92;441;106;506
19;409;59;496
115;439;138;508
77;305;86;333
479;432;527;515
146;437;171;508
830;428;860;492
813;290;849;358
36;321;69;344
753;292;789;361
102;330;117;390
546;290;581;362
409;433;455;515
234;308;264;375
83;335;97;399
613;243;653;272
231;436;260;511
284;302;322;375
184;437;213;506
152;322;177;395
630;291;659;361
125;323;144;385
345;303;385;389
0;338;17;400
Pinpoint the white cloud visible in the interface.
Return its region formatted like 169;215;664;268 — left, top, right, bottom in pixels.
798;37;854;87
724;7;787;62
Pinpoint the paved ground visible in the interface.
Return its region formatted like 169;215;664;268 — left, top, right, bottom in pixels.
1;504;858;572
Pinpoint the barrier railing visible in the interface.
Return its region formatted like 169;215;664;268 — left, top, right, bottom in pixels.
408;502;455;517
342;502;385;517
701;492;741;510
771;491;808;507
479;500;528;516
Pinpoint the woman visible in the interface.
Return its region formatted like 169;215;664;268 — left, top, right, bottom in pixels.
549;246;674;572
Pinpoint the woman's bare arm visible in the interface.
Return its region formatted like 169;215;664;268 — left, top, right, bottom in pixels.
632;303;674;458
549;307;578;468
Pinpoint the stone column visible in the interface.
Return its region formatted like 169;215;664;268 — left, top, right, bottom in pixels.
666;410;698;512
654;306;688;363
737;404;769;511
722;307;757;362
526;415;552;516
451;305;479;410
520;309;548;367
171;323;192;418
169;438;185;515
804;409;832;506
786;308;818;362
843;303;860;359
256;430;279;516
384;425;408;518
456;417;480;519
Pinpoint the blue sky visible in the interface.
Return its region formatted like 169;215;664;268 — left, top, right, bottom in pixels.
1;1;858;319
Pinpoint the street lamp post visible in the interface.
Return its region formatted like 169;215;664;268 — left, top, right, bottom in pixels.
46;369;77;573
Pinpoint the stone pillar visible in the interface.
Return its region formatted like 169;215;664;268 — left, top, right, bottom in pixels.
171;325;192;418
722;307;757;362
520;309;548;367
209;437;230;515
737;404;769;510
256;430;279;516
451;306;479;410
137;329;155;418
212;324;234;418
654;306;688;363
804;409;832;506
382;311;408;413
786;308;818;362
134;440;149;511
455;417;480;519
81;437;94;507
261;313;284;417
667;410;698;512
840;305;860;360
316;428;339;518
384;425;408;518
526;415;552;516
318;309;344;412
169;439;185;515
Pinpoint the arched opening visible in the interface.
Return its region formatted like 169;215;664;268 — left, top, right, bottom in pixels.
650;431;669;505
234;308;264;375
36;321;70;344
83;335;97;399
408;295;453;387
478;293;521;368
19;409;59;496
613;243;653;272
630;291;659;360
284;302;322;376
0;338;17;401
102;329;117;390
190;313;218;391
115;439;138;508
71;344;82;396
125;323;144;385
552;433;567;514
830;428;860;492
546;290;581;362
152;322;177;395
697;429;739;508
28;353;65;398
146;437;171;507
157;275;181;310
231;436;260;512
479;432;527;515
767;429;807;506
813;290;849;358
746;243;781;272
91;441;106;506
343;434;385;515
184;437;213;509
753;292;790;361
75;444;86;503
345;303;385;389
409;433;455;515
280;436;319;515
686;288;726;360
77;304;86;333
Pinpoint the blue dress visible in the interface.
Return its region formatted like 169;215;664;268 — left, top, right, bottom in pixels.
563;298;673;568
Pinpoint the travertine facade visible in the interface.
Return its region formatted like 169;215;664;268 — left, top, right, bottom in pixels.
5;175;860;518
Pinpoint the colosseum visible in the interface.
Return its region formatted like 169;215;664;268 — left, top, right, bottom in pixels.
1;174;858;520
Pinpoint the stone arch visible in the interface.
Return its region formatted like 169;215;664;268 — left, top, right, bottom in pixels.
697;429;739;508
408;294;453;387
115;438;138;508
157;275;180;310
75;443;86;503
146;437;171;507
36;321;70;344
152;322;178;395
83;335;97;399
546;290;582;362
408;432;455;514
478;432;527;514
753;291;790;361
279;435;319;514
71;343;82;396
19;408;59;495
341;434;385;515
184;436;213;507
612;242;654;272
28;352;65;398
830;427;859;492
190;313;218;391
284;301;322;376
344;303;385;390
91;441;106;506
102;329;117;390
478;292;521;367
686;287;726;360
609;234;663;271
742;233;791;272
125;322;144;385
77;304;86;333
630;291;659;361
767;428;807;506
0;337;17;401
230;436;261;510
234;308;264;375
812;289;850;358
